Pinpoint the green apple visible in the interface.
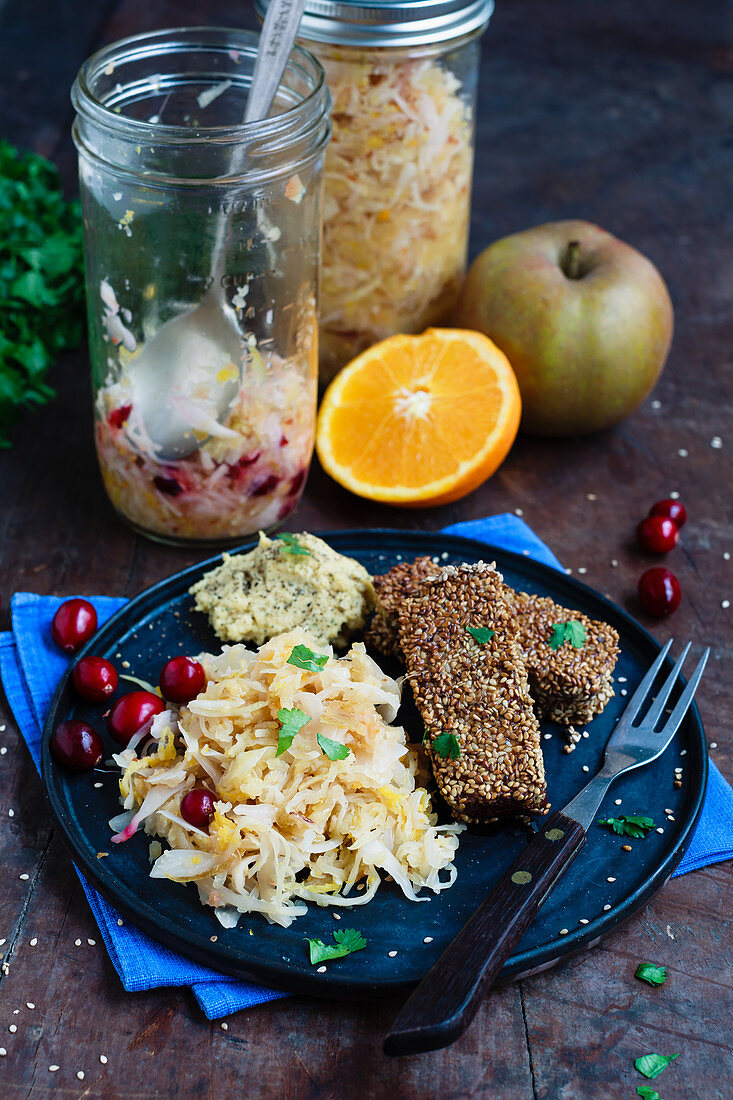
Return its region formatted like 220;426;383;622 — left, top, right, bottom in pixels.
454;220;674;436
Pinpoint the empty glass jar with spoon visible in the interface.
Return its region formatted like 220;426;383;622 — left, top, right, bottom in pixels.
72;26;331;545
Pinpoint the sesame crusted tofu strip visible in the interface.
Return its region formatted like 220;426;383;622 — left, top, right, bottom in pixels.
398;562;547;824
512;592;620;726
366;556;438;659
370;557;620;727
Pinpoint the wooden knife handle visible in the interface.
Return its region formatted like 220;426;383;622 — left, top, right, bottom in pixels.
383;811;586;1057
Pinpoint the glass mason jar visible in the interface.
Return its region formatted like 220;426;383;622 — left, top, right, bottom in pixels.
71;28;331;546
256;0;493;384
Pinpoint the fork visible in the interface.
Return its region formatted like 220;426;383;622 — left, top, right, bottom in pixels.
383;640;709;1057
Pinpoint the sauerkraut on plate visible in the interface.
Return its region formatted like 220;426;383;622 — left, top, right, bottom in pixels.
109;629;463;928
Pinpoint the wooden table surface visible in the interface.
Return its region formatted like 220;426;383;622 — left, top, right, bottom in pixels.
0;0;730;1096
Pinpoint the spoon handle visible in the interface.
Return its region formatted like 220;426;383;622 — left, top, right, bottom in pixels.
245;0;309;124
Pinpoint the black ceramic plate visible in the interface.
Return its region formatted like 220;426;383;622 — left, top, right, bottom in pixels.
41;530;707;999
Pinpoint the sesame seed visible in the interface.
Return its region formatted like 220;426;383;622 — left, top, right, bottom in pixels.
522;548;530;555
582;765;589;772
75;939;81;947
100;1055;108;1064
87;938;96;946
0;940;5;946
0;1049;5;1057
26;1003;34;1010
8;809;14;818
610;559;618;567
651;400;661;409
665;808;673;814
603;904;612;911
677;448;688;458
724;552;731;561
8;1025;16;1033
722;601;730;609
77;1071;85;1080
577;567;587;575
210;936;218;942
579;918;589;925
564;567;573;575
656;827;664;834
614;798;622;805
220;1022;228;1030
710;742;718;749
0;748;6;755
680;749;687;756
121;660;131;669
49;1065;59;1073
622;845;632;852
586;493;597;501
559;928;569;935
333;913;341;920
19;874;28;881
582;731;589;739
617;676;627;683
667;815;676;822
94;782;103;788
711;436;723;449
29;938;37;947
543;733;552;740
423;936;433;943
317;965;327;973
607;877;616;883
388;950;397;958
669;490;680;499
117;919;124;927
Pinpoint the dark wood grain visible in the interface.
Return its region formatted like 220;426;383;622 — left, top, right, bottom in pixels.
384;812;587;1056
0;0;731;1096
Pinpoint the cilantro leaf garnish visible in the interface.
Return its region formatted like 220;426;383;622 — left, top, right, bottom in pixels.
433;732;461;760
598;814;655;838
275;533;310;556
466;626;495;643
307;928;367;964
287;644;329;673
316;732;350;761
635;963;667;986
548;621;587;650
275;707;310;756
0;140;85;448
636;1088;662;1100
634;1053;679;1080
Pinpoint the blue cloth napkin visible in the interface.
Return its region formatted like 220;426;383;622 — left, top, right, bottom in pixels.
1;514;730;1018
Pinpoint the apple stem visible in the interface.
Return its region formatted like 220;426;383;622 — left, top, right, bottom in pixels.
562;240;582;279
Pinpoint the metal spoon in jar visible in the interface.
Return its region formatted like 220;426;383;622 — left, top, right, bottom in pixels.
125;0;308;461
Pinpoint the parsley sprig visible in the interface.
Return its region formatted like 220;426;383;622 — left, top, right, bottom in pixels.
306;928;366;964
275;707;310;757
634;1053;679;1080
275;533;310;556
548;621;587;650
636;1088;663;1100
466;626;495;643
317;732;350;761
0;140;85;448
635;963;667;986
598;814;655;838
432;732;461;760
287;644;328;673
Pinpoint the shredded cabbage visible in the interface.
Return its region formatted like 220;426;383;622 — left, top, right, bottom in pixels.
315;49;474;380
94;309;317;541
111;629;463;927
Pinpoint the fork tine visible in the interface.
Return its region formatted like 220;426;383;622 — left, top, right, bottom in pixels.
641;642;691;729
619;638;673;727
655;648;710;746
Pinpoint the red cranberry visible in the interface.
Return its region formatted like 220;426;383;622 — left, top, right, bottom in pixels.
51;720;104;772
636;515;679;554
159;656;206;704
73;656;118;702
649;498;687;529
251;474;281;497
180;788;215;829
638;567;681;617
51;599;98;653
107;691;165;746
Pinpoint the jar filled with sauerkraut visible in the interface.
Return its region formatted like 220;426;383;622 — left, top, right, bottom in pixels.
256;0;492;383
71;29;331;545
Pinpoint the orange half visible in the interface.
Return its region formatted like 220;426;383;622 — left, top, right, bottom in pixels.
316;328;521;506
